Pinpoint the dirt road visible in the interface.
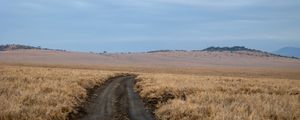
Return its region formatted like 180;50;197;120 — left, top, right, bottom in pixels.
75;75;154;120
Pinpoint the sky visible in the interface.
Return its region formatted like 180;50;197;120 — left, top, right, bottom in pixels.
1;0;300;52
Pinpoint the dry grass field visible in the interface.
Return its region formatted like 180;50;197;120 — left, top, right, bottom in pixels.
0;65;118;120
2;50;300;70
1;49;300;120
136;73;300;120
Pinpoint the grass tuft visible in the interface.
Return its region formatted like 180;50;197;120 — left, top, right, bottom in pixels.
136;73;300;120
0;65;117;120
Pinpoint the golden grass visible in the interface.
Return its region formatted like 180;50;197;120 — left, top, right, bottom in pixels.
0;65;118;120
3;62;300;80
136;73;300;120
1;63;300;120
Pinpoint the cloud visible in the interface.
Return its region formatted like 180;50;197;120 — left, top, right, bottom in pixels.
17;0;92;10
1;0;300;51
18;2;44;9
114;0;300;9
110;0;270;9
150;0;256;7
70;1;91;8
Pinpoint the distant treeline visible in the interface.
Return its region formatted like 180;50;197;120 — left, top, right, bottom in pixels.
0;44;66;52
147;46;258;53
200;46;259;52
200;46;298;59
1;44;298;59
147;46;299;59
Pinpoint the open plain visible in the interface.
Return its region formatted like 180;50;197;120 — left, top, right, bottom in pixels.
0;49;300;120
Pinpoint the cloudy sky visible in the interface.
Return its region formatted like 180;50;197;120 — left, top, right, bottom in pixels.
1;0;300;52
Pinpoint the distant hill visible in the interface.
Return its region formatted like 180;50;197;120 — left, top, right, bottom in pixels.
1;44;298;59
200;46;260;52
148;46;263;53
1;46;300;71
146;46;258;53
146;46;298;59
0;44;66;52
0;44;41;51
199;46;298;59
274;47;300;58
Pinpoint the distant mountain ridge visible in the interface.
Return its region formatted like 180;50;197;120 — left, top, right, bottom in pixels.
274;47;300;58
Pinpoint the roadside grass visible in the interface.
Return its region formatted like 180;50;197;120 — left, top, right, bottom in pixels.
0;65;118;120
136;73;300;120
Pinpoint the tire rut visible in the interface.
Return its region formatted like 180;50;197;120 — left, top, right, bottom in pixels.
74;75;154;120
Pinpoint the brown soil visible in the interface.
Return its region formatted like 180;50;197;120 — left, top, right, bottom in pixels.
70;75;154;120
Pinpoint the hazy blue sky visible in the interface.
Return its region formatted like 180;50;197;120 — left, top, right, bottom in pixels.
1;0;300;52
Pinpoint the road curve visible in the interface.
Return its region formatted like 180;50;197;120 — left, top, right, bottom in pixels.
76;75;154;120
